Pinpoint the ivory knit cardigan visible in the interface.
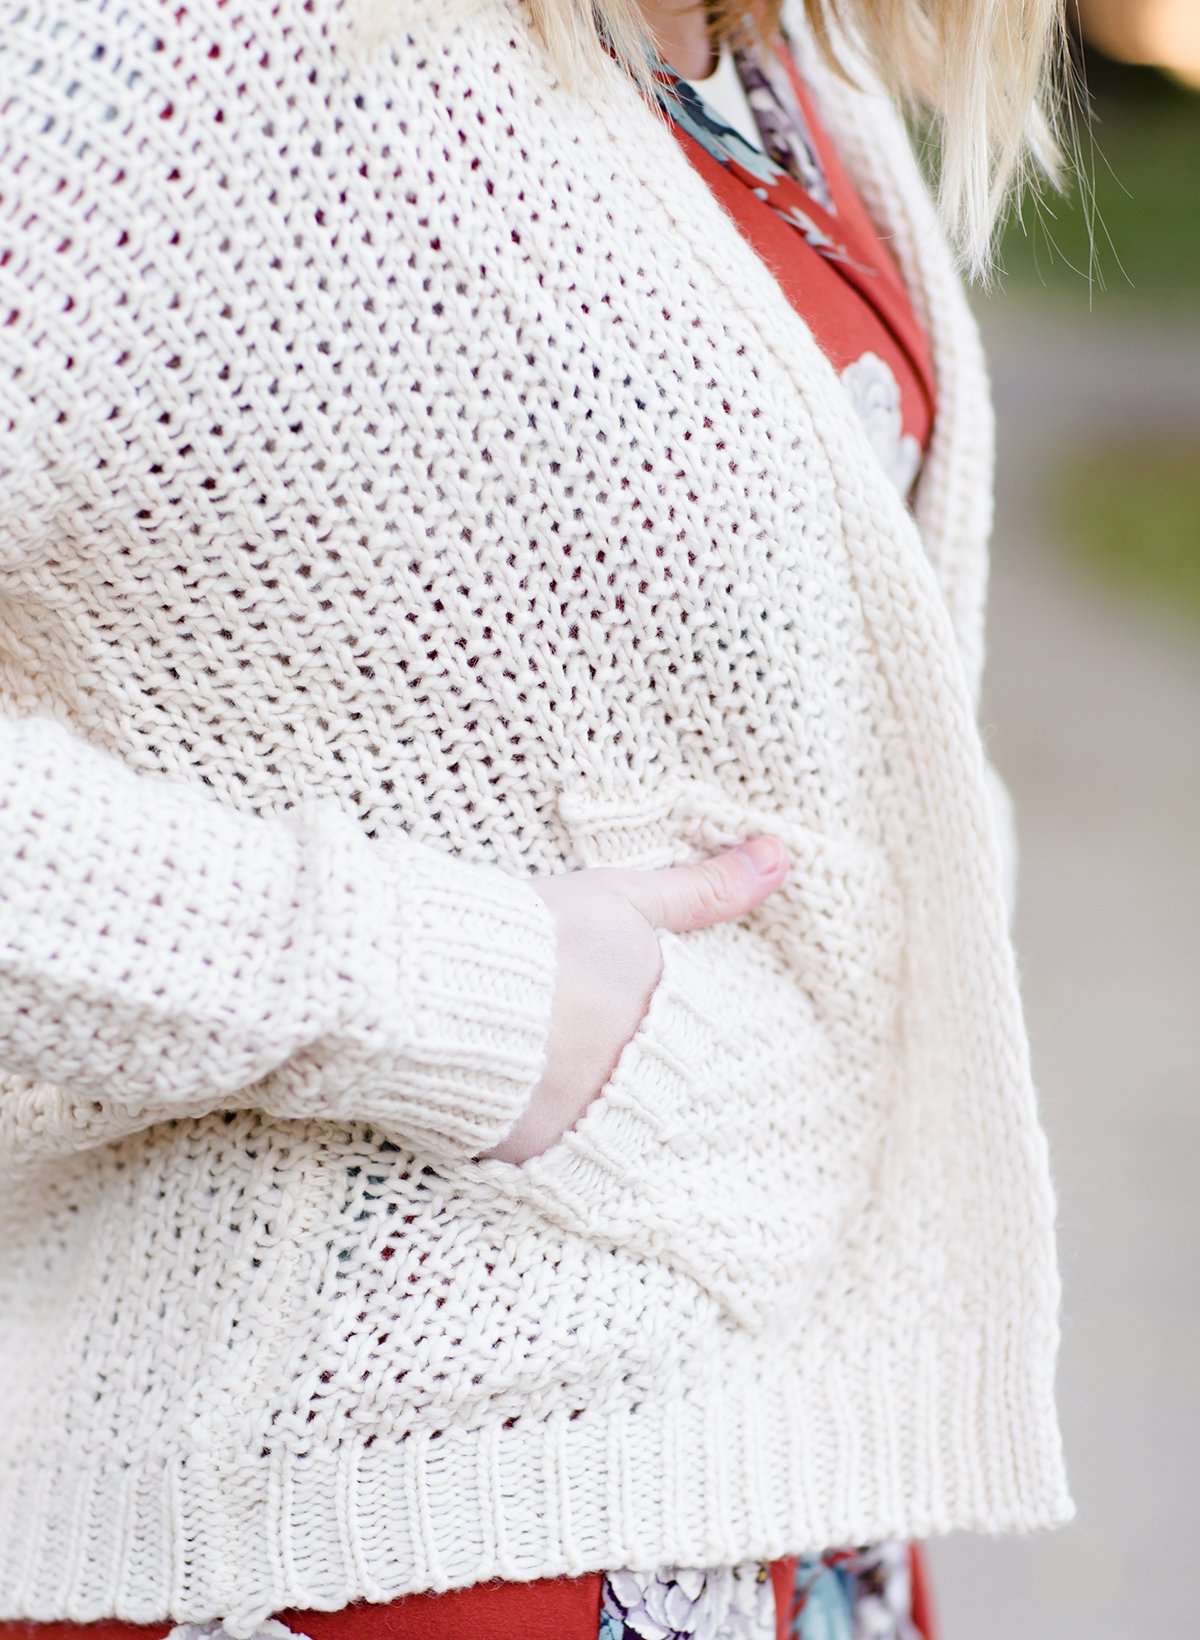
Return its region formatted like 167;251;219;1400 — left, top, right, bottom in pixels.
0;0;1074;1630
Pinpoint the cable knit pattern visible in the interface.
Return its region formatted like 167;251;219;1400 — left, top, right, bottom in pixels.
0;0;1071;1632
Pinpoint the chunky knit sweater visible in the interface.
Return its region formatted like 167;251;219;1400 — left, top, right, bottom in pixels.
0;0;1073;1630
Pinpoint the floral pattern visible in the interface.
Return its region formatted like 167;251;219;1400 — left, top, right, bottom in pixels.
646;31;854;268
600;1563;775;1640
596;1542;923;1640
838;352;923;497
733;32;834;212
790;1541;924;1640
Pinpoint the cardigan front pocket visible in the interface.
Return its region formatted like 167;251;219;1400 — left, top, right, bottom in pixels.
555;774;906;1070
465;921;723;1225
463;772;908;1338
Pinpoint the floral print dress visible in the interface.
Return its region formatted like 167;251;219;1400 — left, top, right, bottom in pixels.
597;1539;932;1639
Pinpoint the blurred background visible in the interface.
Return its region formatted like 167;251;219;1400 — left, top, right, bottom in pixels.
927;3;1199;1635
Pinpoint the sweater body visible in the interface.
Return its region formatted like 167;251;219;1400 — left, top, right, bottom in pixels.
0;0;1072;1630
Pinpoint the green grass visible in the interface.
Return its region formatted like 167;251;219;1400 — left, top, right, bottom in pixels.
995;69;1200;309
1047;443;1200;620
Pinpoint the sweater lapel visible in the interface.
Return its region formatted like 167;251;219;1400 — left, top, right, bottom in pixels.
564;0;995;712
563;8;979;673
780;1;997;711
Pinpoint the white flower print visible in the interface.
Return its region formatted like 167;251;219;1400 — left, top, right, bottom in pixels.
601;1559;776;1640
839;350;923;498
163;1624;312;1640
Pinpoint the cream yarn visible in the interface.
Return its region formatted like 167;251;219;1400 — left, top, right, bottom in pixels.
0;0;1071;1630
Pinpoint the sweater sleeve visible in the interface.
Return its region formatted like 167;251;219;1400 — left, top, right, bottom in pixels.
0;711;558;1163
0;40;557;1166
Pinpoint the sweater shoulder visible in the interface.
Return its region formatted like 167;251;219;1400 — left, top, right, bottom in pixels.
0;0;598;522
0;0;549;354
0;0;539;164
0;0;564;249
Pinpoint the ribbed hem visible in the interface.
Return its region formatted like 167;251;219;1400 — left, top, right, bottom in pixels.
0;1324;1075;1635
373;844;559;1158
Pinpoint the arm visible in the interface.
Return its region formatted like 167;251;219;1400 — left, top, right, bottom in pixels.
0;27;558;1166
0;711;557;1164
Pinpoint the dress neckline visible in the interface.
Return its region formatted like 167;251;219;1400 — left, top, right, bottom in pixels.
646;24;842;241
646;24;938;436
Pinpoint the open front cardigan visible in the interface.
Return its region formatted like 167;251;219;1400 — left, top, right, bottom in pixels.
0;0;1073;1631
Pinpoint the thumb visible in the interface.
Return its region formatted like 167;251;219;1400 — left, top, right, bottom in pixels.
620;835;789;934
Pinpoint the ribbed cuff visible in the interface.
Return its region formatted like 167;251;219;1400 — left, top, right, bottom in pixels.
379;845;559;1158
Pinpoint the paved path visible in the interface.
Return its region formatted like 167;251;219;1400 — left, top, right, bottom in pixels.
926;298;1200;1637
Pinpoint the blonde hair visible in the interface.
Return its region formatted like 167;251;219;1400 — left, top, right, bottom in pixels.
351;0;1073;279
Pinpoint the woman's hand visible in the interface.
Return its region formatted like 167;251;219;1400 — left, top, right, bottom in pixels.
479;835;789;1164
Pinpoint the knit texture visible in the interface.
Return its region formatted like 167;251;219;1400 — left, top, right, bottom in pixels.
0;0;1071;1630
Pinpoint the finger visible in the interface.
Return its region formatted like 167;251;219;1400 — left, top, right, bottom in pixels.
620;835;789;933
